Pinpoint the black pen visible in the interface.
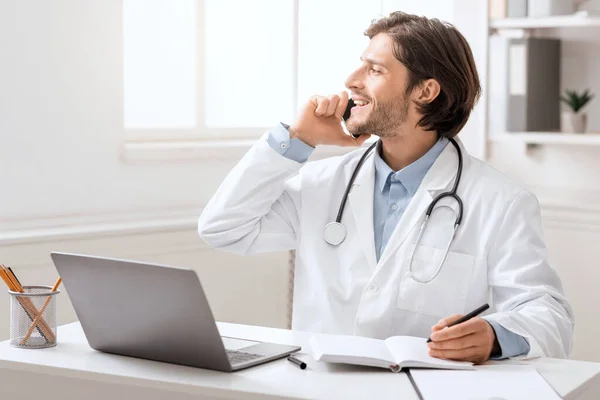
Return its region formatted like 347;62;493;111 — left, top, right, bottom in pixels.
426;303;490;343
287;355;307;369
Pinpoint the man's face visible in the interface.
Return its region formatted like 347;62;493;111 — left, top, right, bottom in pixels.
344;33;412;138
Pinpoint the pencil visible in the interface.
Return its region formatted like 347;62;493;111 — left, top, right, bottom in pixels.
7;267;22;286
0;267;15;290
1;265;55;342
2;265;22;291
20;277;62;345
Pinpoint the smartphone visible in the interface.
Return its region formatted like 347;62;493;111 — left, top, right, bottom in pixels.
342;98;361;138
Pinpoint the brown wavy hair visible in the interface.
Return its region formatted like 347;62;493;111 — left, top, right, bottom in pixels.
365;12;481;138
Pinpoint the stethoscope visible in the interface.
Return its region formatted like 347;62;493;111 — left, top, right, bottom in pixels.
323;138;464;284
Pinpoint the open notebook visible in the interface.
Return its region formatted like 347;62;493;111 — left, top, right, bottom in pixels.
309;333;474;372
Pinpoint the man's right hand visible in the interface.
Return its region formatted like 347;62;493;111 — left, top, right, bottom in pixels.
289;91;371;148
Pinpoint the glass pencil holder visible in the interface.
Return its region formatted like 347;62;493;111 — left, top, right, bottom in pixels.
9;285;60;349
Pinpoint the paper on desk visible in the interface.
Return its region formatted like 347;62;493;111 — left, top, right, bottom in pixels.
409;364;561;400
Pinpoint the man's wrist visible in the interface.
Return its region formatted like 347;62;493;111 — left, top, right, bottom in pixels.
288;124;316;148
487;321;502;357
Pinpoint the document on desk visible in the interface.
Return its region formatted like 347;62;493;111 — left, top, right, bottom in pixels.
409;365;561;400
309;333;473;372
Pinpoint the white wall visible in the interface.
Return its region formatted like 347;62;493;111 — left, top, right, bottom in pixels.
543;211;600;362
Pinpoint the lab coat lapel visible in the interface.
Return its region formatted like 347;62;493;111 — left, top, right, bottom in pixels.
347;151;378;271
377;139;464;267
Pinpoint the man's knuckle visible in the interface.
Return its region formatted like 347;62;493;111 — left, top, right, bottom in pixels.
451;314;462;322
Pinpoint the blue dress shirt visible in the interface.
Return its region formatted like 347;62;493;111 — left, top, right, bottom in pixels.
266;125;530;359
372;138;447;261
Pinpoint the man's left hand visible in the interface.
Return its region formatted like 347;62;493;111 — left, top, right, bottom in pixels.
427;315;498;364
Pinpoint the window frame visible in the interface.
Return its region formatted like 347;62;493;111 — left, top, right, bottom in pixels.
123;0;299;145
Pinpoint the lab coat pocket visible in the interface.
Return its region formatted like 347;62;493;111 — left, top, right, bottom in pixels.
397;245;475;319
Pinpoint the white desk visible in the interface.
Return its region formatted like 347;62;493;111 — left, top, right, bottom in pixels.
0;322;598;400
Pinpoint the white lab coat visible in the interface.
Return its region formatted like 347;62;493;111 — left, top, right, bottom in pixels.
198;135;574;359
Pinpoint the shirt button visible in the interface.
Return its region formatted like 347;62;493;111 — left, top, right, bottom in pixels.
280;143;287;149
391;175;397;181
369;285;379;293
391;204;398;211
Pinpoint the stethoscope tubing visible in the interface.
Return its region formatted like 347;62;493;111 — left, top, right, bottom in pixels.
325;137;464;283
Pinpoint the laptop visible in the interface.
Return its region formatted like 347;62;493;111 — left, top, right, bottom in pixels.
50;252;300;372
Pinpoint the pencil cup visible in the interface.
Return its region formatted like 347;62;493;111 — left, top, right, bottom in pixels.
9;285;59;349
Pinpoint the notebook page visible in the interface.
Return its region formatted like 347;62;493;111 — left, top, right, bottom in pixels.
309;333;395;368
409;365;561;400
384;336;472;369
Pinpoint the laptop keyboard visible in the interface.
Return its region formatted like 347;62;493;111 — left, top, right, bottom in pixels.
226;350;263;365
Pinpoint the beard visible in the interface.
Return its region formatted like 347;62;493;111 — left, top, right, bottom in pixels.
347;92;409;138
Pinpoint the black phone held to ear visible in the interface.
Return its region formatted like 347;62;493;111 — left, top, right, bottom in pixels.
342;98;355;122
342;98;361;138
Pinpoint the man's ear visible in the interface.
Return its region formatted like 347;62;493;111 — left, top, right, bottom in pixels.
414;79;441;104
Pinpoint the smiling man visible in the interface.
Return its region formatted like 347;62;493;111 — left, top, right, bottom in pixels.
198;11;574;364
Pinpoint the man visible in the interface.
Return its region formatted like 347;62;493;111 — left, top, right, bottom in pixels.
198;12;573;364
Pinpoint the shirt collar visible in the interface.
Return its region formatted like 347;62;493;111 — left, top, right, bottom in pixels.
374;137;449;195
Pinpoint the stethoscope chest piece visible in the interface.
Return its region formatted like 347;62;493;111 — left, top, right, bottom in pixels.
324;222;347;246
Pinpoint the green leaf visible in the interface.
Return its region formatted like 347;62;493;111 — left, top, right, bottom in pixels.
562;89;594;112
569;91;578;104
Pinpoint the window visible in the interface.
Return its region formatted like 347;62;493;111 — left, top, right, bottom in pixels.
123;0;384;142
124;0;198;130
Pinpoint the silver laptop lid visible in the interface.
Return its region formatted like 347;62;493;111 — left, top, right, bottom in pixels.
51;252;232;371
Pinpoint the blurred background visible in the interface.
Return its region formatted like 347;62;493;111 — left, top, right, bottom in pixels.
1;0;599;361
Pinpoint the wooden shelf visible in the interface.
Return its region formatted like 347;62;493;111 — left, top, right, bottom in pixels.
490;132;600;146
490;15;600;29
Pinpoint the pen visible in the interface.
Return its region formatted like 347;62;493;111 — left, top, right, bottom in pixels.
426;303;490;343
287;355;307;369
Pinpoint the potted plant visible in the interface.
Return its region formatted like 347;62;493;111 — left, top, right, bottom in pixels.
560;89;594;133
